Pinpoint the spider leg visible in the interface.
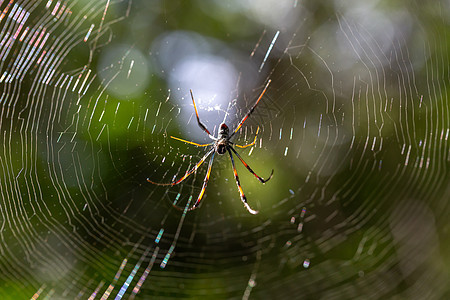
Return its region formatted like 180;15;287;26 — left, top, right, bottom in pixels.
230;79;271;139
161;151;215;212
227;148;259;215
170;135;212;147
191;151;215;210
233;127;259;149
147;148;214;186
229;146;273;183
190;89;216;140
170;192;196;212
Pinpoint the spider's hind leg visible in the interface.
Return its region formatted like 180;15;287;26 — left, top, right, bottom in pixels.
190;89;216;140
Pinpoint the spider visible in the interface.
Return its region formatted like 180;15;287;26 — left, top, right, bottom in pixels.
147;80;273;214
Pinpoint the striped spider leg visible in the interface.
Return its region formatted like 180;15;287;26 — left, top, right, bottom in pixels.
147;80;273;214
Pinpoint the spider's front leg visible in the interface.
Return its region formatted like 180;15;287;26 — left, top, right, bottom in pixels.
229;146;273;183
147;148;214;186
227;148;259;215
190;151;216;210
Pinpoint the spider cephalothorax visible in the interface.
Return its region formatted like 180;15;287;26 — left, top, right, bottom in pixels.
148;80;273;214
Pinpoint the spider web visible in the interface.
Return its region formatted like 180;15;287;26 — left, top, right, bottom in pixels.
1;0;449;299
